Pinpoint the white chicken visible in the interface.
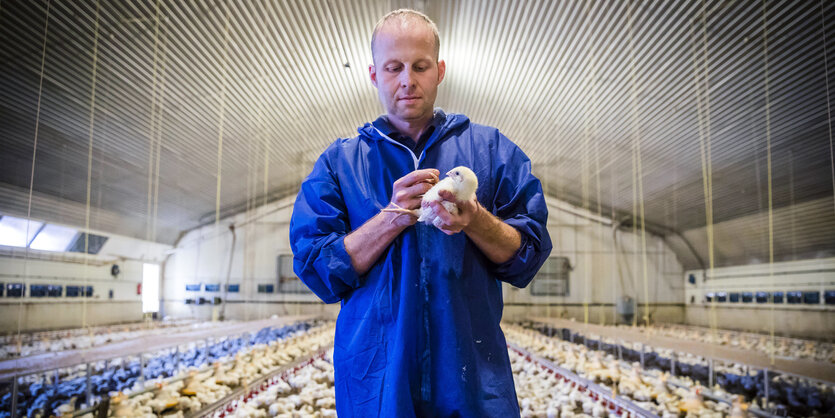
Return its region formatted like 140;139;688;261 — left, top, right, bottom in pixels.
384;166;478;229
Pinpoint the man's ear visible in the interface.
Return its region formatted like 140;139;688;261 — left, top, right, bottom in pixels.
369;64;378;88
437;59;446;84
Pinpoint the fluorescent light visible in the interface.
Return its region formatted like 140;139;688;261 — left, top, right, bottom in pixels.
0;216;43;247
29;224;78;252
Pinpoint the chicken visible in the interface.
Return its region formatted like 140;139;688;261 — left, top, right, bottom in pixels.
729;395;749;418
677;386;704;413
383;166;478;228
147;382;180;413
179;370;204;396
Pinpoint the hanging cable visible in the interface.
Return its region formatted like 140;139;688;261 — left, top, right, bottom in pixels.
258;0;271;322
693;0;717;346
581;20;592;327
146;0;161;245
822;0;835;218
152;25;168;245
17;0;52;353
592;43;604;327
629;1;651;327
82;0;102;334
213;0;230;322
762;0;776;365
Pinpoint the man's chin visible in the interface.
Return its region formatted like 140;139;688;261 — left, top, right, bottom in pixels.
393;107;430;121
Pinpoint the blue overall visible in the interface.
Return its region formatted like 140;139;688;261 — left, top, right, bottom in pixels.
289;110;552;417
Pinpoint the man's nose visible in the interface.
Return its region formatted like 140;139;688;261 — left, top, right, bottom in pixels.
399;68;416;88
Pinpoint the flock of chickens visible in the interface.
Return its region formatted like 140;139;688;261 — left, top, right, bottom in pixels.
624;324;834;364
0;321;324;417
3;317;833;418
219;350;337;418
99;323;336;418
504;325;751;418
516;323;835;417
0;319;216;359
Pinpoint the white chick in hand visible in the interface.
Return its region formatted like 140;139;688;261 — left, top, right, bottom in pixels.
384;166;478;229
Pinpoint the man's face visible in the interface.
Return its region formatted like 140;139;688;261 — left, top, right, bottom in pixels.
369;21;445;125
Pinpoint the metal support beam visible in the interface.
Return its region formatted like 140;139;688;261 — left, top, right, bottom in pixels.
10;375;19;418
709;359;714;387
139;354;146;385
85;363;92;407
764;368;770;407
671;354;676;376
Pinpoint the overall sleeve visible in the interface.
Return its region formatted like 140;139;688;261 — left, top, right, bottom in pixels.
488;131;553;288
289;148;361;303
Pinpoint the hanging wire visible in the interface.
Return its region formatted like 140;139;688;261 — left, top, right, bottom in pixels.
822;0;835;218
581;9;592;326
591;35;605;327
258;0;272;322
611;160;619;325
152;13;168;246
629;0;651;327
762;0;776;365
214;0;230;322
243;107;256;321
146;0;162;245
82;0;102;333
17;0;52;352
628;0;639;328
544;160;551;320
692;0;717;346
139;0;168;323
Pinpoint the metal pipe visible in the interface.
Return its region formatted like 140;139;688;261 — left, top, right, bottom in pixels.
139;354;146;385
671;354;676;376
85;363;92;407
764;368;770;407
709;359;714;387
10;375;18;418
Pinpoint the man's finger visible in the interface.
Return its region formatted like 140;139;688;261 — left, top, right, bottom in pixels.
402;197;423;210
438;225;458;235
404;182;434;199
398;169;440;187
437;189;457;202
430;201;452;223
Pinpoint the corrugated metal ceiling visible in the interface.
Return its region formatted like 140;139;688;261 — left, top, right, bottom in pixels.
0;0;833;268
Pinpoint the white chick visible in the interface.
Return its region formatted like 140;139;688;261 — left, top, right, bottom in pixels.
384;166;478;229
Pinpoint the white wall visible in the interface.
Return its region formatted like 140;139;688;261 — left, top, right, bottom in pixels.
161;196;339;321
684;258;835;339
162;195;686;325
0;226;171;332
503;200;685;324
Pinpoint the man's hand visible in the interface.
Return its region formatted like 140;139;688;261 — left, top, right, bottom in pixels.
387;169;440;226
344;168;439;275
430;189;522;264
428;190;480;235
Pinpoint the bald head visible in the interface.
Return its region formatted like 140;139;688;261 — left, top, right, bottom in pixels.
371;9;440;64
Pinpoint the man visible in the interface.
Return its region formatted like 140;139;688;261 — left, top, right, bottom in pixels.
290;9;552;417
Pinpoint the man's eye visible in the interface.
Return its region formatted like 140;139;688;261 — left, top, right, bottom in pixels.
386;66;401;72
415;66;428;71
